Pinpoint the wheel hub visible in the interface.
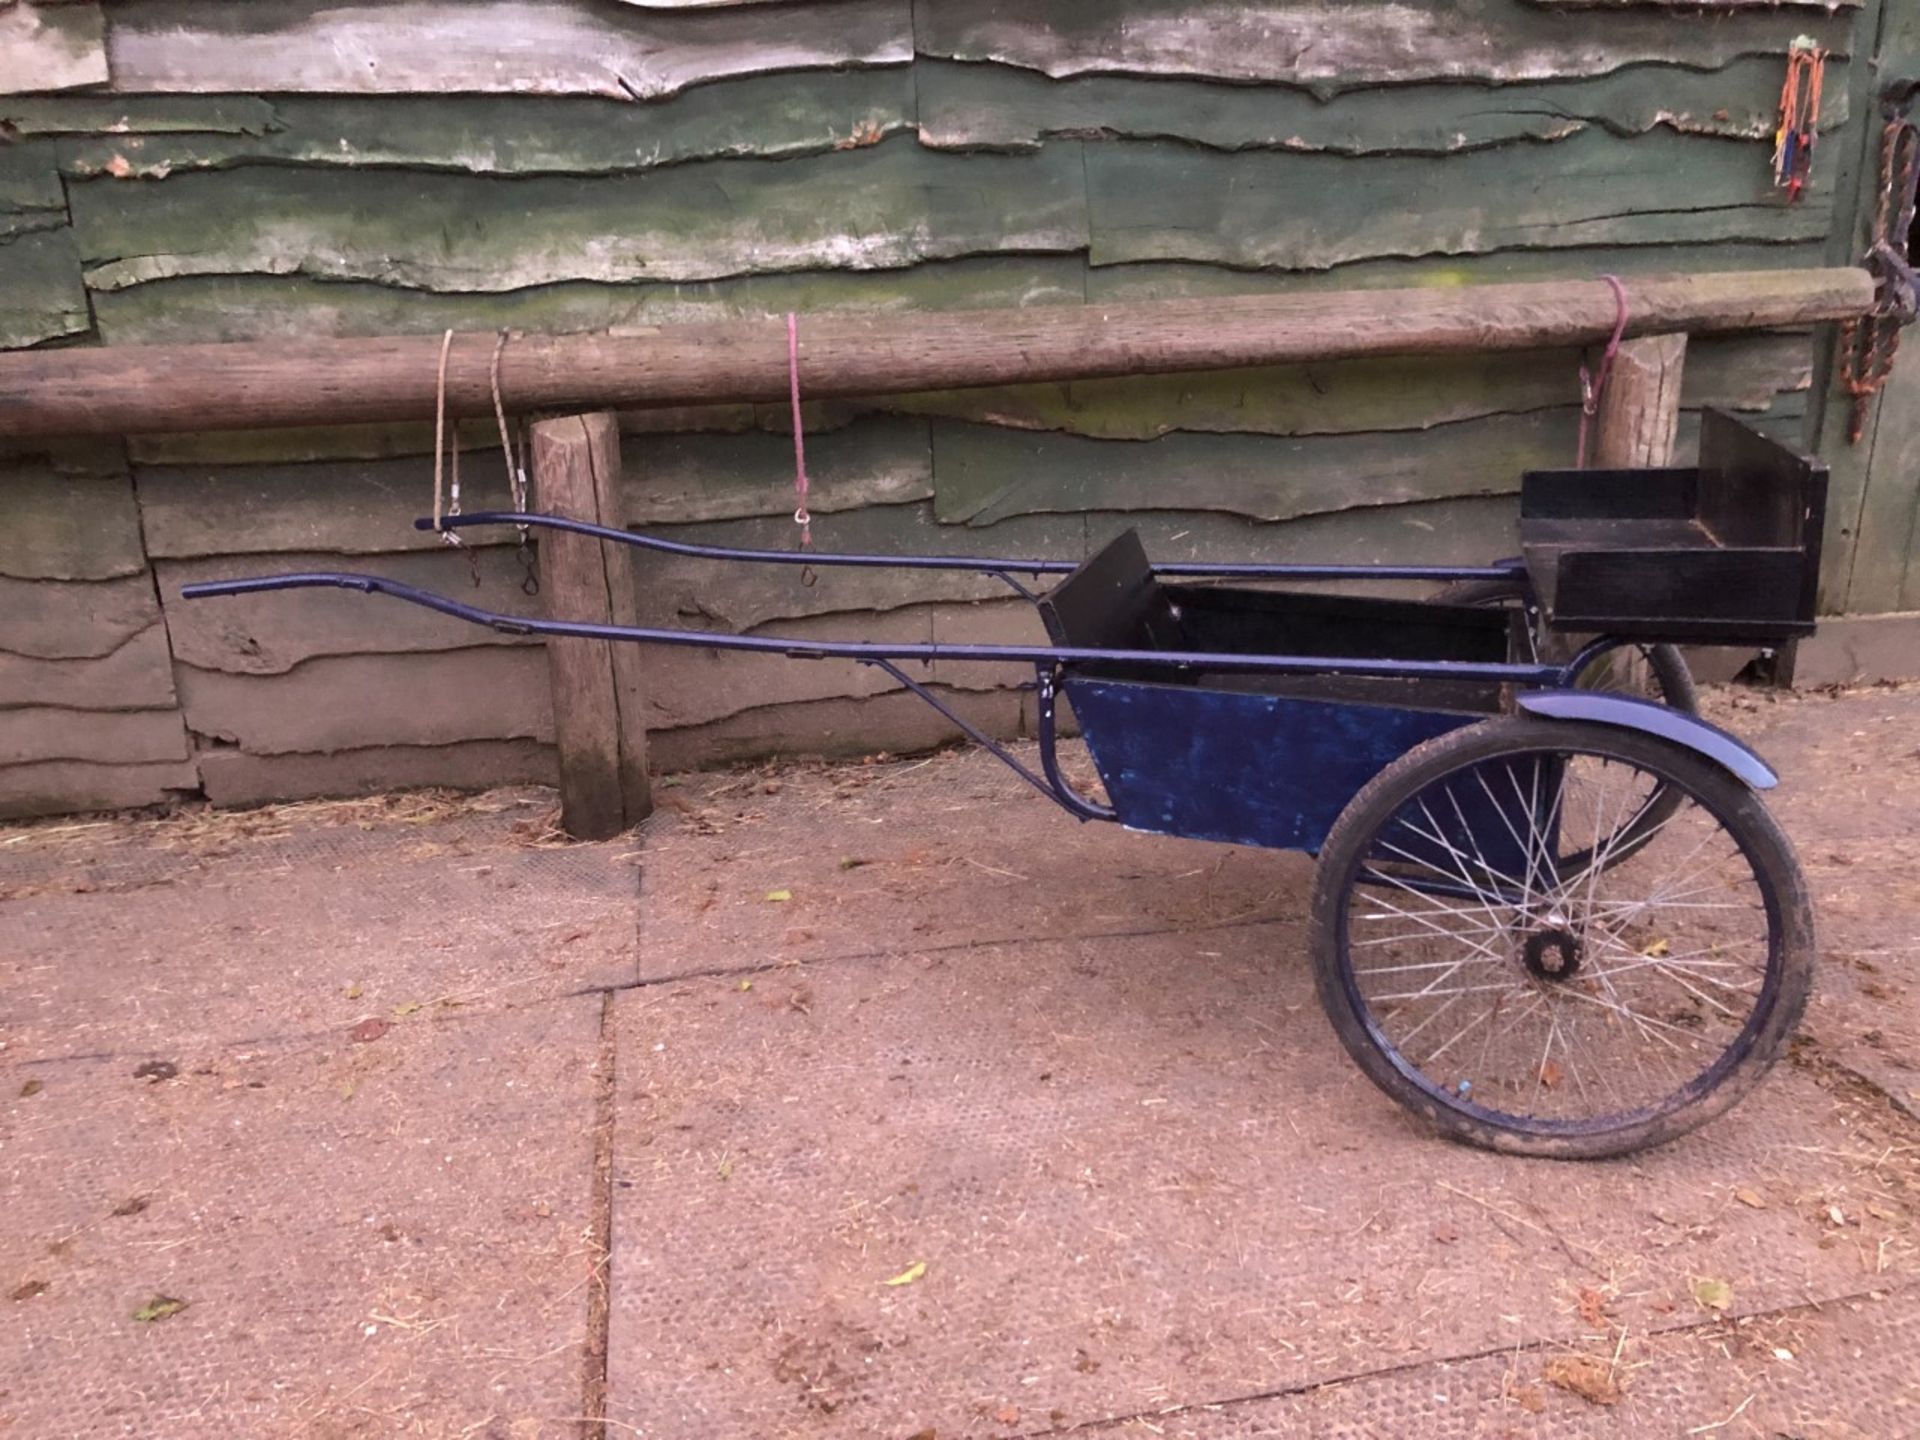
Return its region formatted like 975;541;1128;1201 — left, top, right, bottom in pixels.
1522;925;1583;981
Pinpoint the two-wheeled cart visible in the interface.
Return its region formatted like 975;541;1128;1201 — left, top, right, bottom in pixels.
186;409;1826;1158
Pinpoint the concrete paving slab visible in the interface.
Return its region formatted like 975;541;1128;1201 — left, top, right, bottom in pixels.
605;925;1920;1440
1;998;604;1439
1;799;636;1064
1149;1281;1920;1438
638;744;1304;980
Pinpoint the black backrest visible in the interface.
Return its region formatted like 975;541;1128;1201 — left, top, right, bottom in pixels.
1695;407;1828;623
1038;529;1183;653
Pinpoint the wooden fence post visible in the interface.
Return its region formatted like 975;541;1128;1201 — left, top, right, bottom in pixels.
1592;333;1688;468
530;412;652;840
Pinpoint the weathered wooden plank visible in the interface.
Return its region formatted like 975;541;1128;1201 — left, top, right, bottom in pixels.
530;412;650;838
14;270;1869;438
55;71;913;178
0;706;190;766
1085;131;1829;273
173;648;553;755
622;415;931;525
0;573;159;660
0;140;67;240
90;256;1094;351
625;503;1081;630
1592;333;1687;468
0;93;278;136
195;739;556;809
158;550;540;675
1084;242;1830;301
0;624;178;711
0;758;200;819
649;687;1025;772
0;2;107;95
0;227;92;349
127;419;511;467
935;405;1739;527
917;56;1847;153
71;137;1089;292
137;454;517;558
1845;342;1920;612
637;609;915;730
934;411;1570;527
1;464;145;581
1530;0;1854;9
917;0;1850;90
104;0;910;99
883;333;1808;441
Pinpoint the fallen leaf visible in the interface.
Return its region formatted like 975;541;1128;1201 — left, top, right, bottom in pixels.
1867;1201;1900;1222
737;979;753;992
766;889;793;903
110;1195;150;1217
883;1261;927;1287
1542;1353;1619;1406
348;1017;391;1044
1510;1382;1547;1414
344;982;363;1000
1692;1276;1734;1312
133;1295;188;1323
717;1157;733;1180
1641;938;1671;958
1538;1059;1565;1089
10;1280;48;1302
132;1060;178;1084
1734;1188;1767;1209
1575;1286;1610;1327
18;1079;43;1098
390;1002;423;1018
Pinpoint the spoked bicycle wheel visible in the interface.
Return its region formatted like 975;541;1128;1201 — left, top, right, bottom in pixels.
1311;718;1814;1158
1432;577;1698;712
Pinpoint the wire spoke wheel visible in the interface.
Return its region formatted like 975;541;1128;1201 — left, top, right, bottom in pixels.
1311;718;1813;1158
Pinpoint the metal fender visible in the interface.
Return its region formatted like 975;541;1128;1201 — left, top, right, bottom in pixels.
1516;690;1779;790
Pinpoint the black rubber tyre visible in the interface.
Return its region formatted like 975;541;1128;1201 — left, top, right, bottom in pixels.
1311;717;1814;1159
1432;577;1699;714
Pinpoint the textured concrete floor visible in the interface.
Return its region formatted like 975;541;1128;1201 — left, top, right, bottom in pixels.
3;684;1917;1439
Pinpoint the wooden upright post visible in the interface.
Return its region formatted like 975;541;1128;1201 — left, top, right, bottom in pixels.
1592;333;1688;468
530;412;652;840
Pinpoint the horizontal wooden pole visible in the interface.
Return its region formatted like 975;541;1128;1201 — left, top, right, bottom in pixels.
0;268;1872;438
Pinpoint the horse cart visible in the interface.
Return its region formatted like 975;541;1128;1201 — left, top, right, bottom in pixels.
185;408;1827;1159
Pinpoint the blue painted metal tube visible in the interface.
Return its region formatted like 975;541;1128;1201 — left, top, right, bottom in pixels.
421;511;1524;585
178;571;1567;685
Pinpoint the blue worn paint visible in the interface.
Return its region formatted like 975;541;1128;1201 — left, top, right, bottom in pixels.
1517;690;1779;789
1064;676;1479;853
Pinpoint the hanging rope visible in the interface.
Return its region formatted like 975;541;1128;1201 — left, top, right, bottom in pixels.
1575;275;1631;469
786;312;812;549
431;328;461;545
1839;114;1920;443
489;328;539;595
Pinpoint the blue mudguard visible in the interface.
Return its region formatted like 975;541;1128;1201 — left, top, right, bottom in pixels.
1516;690;1778;790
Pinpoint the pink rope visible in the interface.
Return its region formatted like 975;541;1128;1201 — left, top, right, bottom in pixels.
1575;275;1631;469
787;312;811;548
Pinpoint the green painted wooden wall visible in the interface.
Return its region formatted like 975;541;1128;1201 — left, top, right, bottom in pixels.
0;0;1889;815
